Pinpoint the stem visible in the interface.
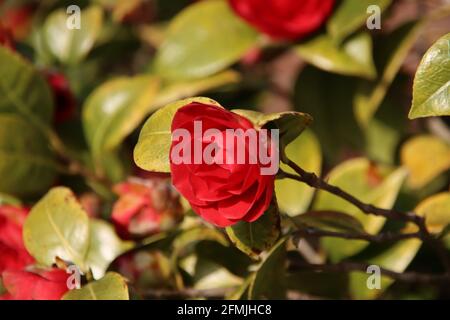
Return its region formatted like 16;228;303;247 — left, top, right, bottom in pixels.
281;159;450;272
288;259;450;285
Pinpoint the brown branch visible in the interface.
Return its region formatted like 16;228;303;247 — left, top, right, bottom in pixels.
288;259;450;285
281;159;450;272
142;287;233;299
293;228;421;243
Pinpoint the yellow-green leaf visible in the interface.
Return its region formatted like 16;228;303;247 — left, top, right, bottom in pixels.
409;33;450;119
134;97;222;172
23;187;90;269
62;272;129;300
275;130;322;216
43;6;104;65
154;0;259;80
295;32;376;79
401;135;450;189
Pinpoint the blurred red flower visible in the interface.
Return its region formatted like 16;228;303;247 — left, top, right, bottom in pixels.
0;268;70;300
45;72;77;123
0;1;34;40
228;0;335;41
0;206;34;273
111;179;184;239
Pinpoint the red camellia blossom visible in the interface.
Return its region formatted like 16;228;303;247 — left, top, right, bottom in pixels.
169;103;276;227
0;206;34;273
0;268;70;300
228;0;335;41
0;23;14;50
111;179;184;239
0;1;34;40
45;72;76;123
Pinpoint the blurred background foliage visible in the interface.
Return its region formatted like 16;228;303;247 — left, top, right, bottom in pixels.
0;0;449;300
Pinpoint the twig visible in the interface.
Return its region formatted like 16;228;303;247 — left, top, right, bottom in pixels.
142;287;234;299
288;259;450;285
293;228;421;243
281;159;450;272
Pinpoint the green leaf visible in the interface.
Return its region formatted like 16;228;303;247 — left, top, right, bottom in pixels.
85;219;134;279
0;115;56;197
313;158;407;262
226;205;281;260
173;227;229;257
292;211;366;235
83;75;160;160
0;46;54;126
295;32;376;79
231;109;313;149
23;187;90;269
275;130;322;216
0;192;22;206
43;6;104;65
354;21;422;126
327;0;392;42
62;272;129;300
409;32;450;119
134;97;222;172
154;0;259;80
401;135;450;189
248;238;286;299
350;192;450;299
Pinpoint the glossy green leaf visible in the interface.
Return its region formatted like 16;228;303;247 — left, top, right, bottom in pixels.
275;130;322;216
295;32;376;79
62;272;129;300
226;205;281;260
313;158;407;262
292;211;366;235
43;6;104;65
83;75;160;159
248;238;286;299
354;21;422;126
350;192;450;299
0;115;56;197
401;135;450;189
231;109;313;150
154;0;259;80
134;97;222;172
23;187;90;269
85;219;134;279
0;46;54;126
327;0;392;42
410;33;450;119
173;227;229;257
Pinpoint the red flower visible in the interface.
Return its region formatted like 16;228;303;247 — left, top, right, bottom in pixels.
111;180;184;239
0;2;34;40
228;0;335;41
0;268;69;300
45;72;76;123
0;23;14;50
0;206;34;273
169;103;276;227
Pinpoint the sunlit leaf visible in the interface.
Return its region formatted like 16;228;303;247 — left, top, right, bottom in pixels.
23;187;90;269
313;158;407;262
275;130;322;216
154;0;259;80
327;0;392;42
295;32;376;79
134;97;222;172
401;135;450;189
62;272;129;300
43;6;104;65
409;33;450;119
